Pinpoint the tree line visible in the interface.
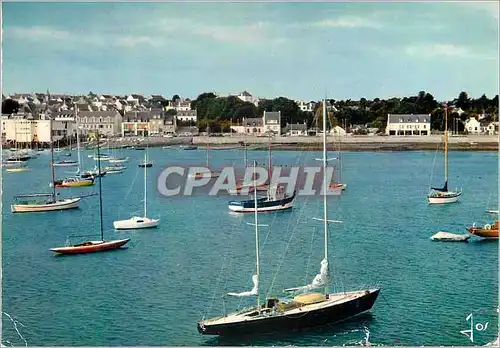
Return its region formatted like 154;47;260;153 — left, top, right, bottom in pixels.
186;91;498;133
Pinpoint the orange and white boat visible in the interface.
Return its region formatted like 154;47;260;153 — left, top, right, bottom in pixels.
466;220;498;239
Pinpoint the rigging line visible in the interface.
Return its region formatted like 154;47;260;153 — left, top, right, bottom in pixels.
204;253;228;320
428;141;441;190
264;148;316;296
266;186;313;299
304;225;317;285
116;165;141;219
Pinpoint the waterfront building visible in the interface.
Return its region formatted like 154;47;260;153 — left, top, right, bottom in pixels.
385;114;431;136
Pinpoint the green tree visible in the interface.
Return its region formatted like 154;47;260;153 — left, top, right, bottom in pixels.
2;99;20;114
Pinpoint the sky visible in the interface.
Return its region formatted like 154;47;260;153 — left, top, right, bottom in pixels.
1;1;499;102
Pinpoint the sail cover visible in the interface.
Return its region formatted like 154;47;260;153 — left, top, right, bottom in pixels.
431;180;448;192
227;274;258;297
284;258;328;293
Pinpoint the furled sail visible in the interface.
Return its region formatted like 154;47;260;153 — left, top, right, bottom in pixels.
431;180;448;192
227;274;258;297
284;258;328;293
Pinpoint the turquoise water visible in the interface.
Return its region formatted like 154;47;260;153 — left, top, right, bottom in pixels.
2;147;498;346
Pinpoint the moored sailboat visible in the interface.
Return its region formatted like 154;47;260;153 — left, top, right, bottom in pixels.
198;99;380;336
11;117;82;213
50;131;130;255
113;152;160;230
427;105;462;204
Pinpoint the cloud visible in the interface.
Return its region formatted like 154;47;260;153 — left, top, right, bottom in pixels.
404;43;496;60
313;15;383;29
5;25;166;49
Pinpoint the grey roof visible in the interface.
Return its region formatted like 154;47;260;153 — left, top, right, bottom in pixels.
241;91;252;96
164;114;176;124
243;117;263;126
387;114;430;124
53;111;76;118
264;111;280;123
123;110;151;122
76;103;92;111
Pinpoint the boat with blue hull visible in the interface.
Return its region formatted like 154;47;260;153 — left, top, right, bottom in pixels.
228;186;296;213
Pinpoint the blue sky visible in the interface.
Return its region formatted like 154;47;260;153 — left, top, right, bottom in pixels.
2;1;498;102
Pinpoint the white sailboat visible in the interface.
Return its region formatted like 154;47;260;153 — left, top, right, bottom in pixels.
197;99;380;336
11;117;81;213
113;151;159;230
427;105;462;204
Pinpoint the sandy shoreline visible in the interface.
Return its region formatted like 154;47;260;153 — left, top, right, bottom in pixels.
97;134;499;152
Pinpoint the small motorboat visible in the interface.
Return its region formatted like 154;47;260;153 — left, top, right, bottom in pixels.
50;238;131;254
52;177;94;188
81;169;106;178
329;183;347;191
228;185;296;213
6;167;29;173
138;161;153;168
430;231;471;242
182;145;198;150
53;160;78;167
108;157;129;163
466;220;499;239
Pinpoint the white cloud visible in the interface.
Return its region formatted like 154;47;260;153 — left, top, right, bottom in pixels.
8;26;71;40
314;16;383;29
404;43;496;60
5;25;165;49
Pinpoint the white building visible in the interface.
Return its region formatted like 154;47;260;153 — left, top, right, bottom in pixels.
4;118;69;143
237;91;260;106
263;111;281;135
464;117;482;134
487;121;499;135
175;110;197;123
385;114;431;136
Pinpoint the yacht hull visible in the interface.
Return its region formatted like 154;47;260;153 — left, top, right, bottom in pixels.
198;289;380;336
11;198;81;213
427;191;461;204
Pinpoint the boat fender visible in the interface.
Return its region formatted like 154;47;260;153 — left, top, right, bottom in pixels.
485;224;491;230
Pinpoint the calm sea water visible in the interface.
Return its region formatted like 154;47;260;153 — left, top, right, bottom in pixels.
2;147;498;346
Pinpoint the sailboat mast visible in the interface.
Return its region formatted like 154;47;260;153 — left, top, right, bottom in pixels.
244;118;248;167
49;117;56;202
444;105;448;184
267;135;272;184
75;105;82;173
96;131;104;241
144;149;147;217
253;161;261;312
322;99;329;295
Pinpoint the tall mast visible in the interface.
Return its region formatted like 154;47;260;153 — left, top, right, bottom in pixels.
49;117;56;202
322;99;329;296
75;105;82;173
267;134;272;185
96;130;104;241
144;147;147;217
444;105;448;185
244;118;248;167
253;161;260;312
